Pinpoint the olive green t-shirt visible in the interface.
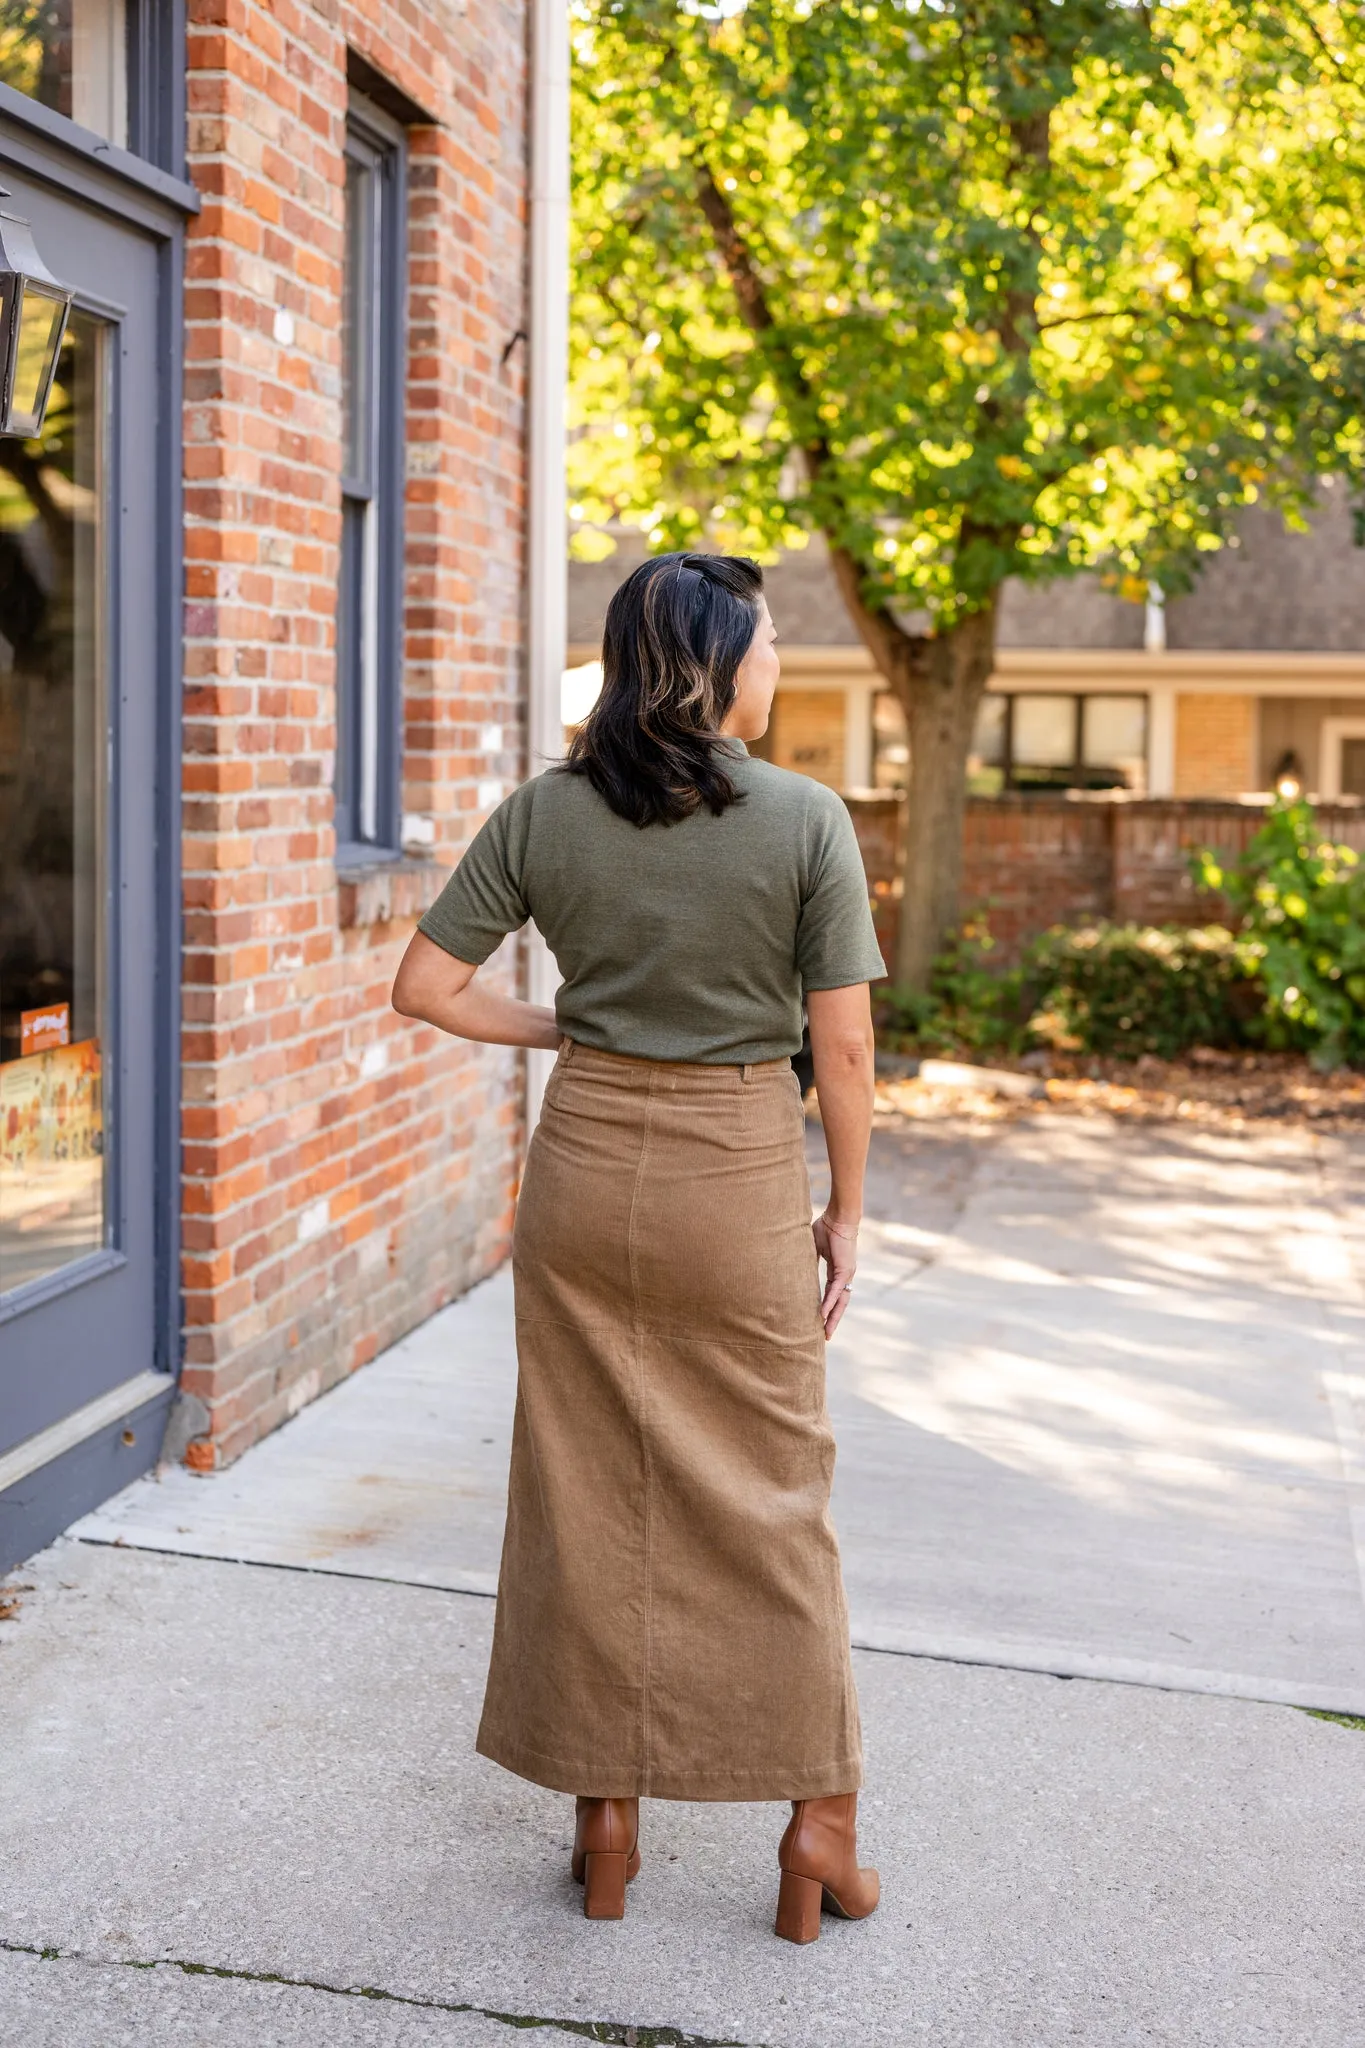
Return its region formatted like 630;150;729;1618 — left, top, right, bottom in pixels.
417;747;886;1065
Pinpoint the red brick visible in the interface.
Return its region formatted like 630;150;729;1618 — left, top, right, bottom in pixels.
181;0;529;1466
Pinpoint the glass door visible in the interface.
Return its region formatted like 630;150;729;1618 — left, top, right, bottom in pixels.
0;168;165;1478
0;311;109;1297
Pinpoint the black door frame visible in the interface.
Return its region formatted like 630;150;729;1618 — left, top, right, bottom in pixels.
0;81;197;1571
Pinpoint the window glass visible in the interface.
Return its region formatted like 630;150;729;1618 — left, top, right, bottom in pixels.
1341;737;1365;800
0;312;108;1296
341;153;373;487
0;0;128;145
11;284;66;431
967;693;1005;795
864;688;1152;798
336;111;404;857
1082;694;1147;794
1012;695;1077;769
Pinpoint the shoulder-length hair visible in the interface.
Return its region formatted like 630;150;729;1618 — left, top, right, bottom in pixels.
566;551;764;828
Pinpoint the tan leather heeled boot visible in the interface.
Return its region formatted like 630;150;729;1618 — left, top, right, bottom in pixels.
571;1796;641;1920
775;1793;879;1944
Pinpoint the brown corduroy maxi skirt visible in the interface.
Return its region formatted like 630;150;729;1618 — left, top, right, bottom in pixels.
475;1039;863;1802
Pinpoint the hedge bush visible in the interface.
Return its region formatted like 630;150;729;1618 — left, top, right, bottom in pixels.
1193;799;1365;1070
1022;922;1259;1060
877;920;1261;1064
877;917;1025;1059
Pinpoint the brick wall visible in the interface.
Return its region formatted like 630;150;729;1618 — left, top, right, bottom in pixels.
848;794;1365;971
180;1;530;1467
1174;693;1256;796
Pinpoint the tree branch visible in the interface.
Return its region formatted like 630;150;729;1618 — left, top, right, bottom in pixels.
1000;93;1050;359
693;164;921;681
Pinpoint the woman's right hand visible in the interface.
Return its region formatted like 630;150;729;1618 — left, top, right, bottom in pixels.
812;1212;858;1339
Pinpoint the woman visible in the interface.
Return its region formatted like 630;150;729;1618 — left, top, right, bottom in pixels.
392;552;883;1944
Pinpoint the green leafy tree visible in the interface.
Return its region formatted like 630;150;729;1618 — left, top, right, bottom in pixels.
569;0;1365;985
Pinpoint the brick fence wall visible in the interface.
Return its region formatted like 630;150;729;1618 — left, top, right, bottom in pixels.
848;795;1365;971
180;1;529;1467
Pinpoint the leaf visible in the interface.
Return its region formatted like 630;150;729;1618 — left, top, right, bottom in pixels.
571;0;1365;618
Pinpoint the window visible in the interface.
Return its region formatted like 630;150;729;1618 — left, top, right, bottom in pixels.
336;97;406;861
0;0;127;142
874;691;1149;796
0;313;109;1294
1081;695;1147;794
0;0;182;168
1319;718;1365;801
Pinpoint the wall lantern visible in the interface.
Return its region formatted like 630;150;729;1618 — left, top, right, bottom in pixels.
1272;749;1305;804
0;188;74;440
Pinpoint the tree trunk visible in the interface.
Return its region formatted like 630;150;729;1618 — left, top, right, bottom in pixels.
825;549;998;990
889;604;998;990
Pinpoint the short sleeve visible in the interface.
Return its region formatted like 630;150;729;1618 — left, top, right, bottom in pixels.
417;782;534;965
795;791;887;991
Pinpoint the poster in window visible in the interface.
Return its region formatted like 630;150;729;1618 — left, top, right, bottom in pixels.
0;1038;103;1179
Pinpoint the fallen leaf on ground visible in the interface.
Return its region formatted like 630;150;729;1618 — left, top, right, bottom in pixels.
873;1052;1365;1133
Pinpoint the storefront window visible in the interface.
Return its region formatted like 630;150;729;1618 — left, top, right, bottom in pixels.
0;0;127;146
0;310;108;1296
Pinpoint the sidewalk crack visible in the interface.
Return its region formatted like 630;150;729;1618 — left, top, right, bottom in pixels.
0;1937;761;2048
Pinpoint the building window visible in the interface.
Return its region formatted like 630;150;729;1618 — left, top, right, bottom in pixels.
336;97;406;861
874;691;1149;796
0;0;127;142
0;0;180;163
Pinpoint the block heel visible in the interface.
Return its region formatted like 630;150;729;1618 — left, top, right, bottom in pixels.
775;1794;878;1944
571;1796;640;1919
775;1869;824;1944
583;1848;628;1920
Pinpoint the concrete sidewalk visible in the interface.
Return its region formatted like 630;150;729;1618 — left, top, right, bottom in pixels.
3;1538;1364;2048
4;1111;1365;2045
826;1117;1365;1710
77;1117;1365;1713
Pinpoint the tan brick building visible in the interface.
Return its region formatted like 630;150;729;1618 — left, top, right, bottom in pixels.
0;4;569;1566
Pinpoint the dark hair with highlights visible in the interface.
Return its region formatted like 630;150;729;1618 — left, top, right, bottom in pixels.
566;551;765;828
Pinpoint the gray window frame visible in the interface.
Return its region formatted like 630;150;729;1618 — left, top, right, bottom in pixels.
335;93;407;865
126;0;188;173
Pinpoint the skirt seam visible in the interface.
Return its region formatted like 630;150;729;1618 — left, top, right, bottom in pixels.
625;1073;658;1795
